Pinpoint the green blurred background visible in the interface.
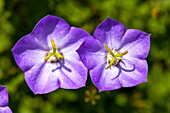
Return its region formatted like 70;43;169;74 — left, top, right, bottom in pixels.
0;0;170;113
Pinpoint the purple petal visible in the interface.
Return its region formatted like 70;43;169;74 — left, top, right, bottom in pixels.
77;37;106;70
0;86;8;107
90;63;122;92
118;58;148;87
93;17;126;49
12;34;46;71
0;106;12;113
12;15;71;72
118;29;150;59
59;51;87;89
25;52;87;94
60;27;90;53
31;15;70;49
25;62;60;94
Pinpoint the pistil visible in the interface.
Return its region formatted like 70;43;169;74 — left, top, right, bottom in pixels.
44;39;64;62
105;43;128;69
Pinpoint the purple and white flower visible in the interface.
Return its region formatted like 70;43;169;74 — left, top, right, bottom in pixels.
12;15;90;94
0;85;12;113
77;17;150;92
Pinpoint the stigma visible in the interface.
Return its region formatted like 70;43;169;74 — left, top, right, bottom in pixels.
45;49;60;62
44;39;64;63
106;48;122;65
105;43;128;69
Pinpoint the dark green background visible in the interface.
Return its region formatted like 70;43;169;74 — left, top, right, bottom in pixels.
0;0;170;113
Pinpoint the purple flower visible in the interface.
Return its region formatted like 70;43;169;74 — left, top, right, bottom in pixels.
77;17;150;92
0;86;12;113
12;15;90;94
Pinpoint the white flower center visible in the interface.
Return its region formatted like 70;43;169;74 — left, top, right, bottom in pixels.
47;49;60;63
44;39;64;62
106;48;121;65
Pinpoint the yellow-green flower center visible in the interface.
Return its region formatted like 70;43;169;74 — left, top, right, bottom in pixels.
106;48;121;65
105;43;128;69
44;39;64;62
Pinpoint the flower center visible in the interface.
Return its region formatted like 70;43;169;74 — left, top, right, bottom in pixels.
105;43;128;69
44;39;64;63
106;48;121;65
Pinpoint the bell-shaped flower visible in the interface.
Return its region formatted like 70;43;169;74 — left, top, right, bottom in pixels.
0;85;12;113
77;17;150;92
12;15;90;94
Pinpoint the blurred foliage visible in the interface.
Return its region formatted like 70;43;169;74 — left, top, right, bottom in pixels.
0;0;170;113
84;86;100;105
